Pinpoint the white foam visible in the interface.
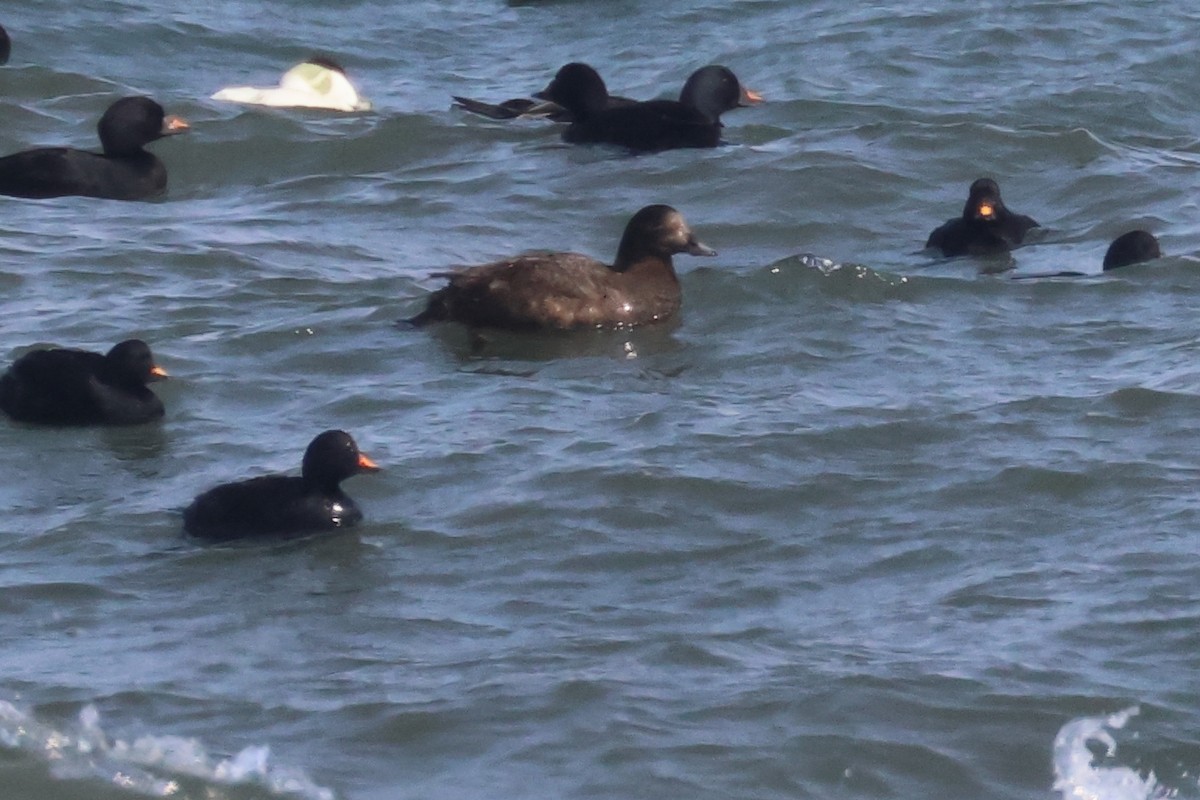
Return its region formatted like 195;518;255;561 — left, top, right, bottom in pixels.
0;700;334;799
212;62;371;112
1052;706;1164;800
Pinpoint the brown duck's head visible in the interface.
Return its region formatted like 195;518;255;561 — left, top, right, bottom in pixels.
614;204;717;270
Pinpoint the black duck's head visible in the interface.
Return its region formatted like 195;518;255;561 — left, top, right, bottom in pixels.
105;339;168;386
302;430;380;490
680;65;763;120
97;96;190;157
1103;230;1161;271
535;62;609;118
962;177;1005;222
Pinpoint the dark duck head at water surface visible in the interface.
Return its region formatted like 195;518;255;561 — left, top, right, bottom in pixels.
1008;230;1162;281
407;204;716;331
0;96;189;200
925;178;1039;257
1103;230;1160;271
0;24;10;65
183;430;381;542
0;339;168;425
538;62;761;152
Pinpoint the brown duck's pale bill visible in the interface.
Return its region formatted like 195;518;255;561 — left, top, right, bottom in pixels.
687;239;718;257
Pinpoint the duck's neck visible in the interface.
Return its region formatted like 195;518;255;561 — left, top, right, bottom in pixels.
612;251;678;284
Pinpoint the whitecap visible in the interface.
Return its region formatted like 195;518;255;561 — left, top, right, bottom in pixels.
1052;706;1164;800
0;700;334;799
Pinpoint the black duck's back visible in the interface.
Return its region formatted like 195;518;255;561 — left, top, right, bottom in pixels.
183;475;363;541
0;147;166;200
2;349;102;423
565;100;720;152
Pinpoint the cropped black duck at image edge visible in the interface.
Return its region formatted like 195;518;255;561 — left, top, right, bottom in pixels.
0;96;189;200
0;339;168;426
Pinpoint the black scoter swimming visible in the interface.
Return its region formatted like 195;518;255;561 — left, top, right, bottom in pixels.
539;62;761;152
0;96;190;200
407;204;716;330
926;178;1039;256
452;62;636;122
0;339;168;425
183;430;380;541
0;24;10;65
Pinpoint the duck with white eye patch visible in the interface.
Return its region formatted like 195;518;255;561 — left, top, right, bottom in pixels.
405;205;716;331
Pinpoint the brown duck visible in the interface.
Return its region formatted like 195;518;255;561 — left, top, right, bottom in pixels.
407;205;716;331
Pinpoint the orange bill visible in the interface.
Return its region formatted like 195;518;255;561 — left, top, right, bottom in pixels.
162;115;190;135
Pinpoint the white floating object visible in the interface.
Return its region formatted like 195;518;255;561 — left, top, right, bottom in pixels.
212;59;371;112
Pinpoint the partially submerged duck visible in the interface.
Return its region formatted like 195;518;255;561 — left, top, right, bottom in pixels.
1102;230;1160;271
212;56;371;112
1009;230;1162;280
